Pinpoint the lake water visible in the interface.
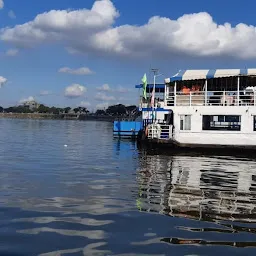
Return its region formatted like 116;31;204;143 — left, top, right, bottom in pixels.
0;119;256;255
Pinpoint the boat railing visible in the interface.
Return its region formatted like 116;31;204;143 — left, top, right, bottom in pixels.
147;124;173;140
143;119;163;128
165;90;256;107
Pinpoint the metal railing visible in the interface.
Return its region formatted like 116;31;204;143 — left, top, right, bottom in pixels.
147;124;173;140
138;90;256;109
165;90;256;107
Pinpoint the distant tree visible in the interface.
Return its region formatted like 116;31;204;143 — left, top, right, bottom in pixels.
106;104;126;115
37;104;50;113
73;107;80;114
77;107;89;114
4;105;33;113
125;105;137;112
95;109;106;115
64;107;71;114
0;106;3;112
49;107;60;114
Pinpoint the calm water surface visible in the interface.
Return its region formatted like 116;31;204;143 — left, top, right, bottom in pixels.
0;119;256;255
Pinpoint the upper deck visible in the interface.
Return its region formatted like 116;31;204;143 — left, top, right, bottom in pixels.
137;69;256;108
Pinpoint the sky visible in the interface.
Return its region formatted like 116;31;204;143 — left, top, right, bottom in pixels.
1;0;256;110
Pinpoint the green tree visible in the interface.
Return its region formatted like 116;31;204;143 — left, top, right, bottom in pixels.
64;107;71;113
37;104;50;113
95;109;105;115
73;107;80;114
49;107;60;114
106;104;126;115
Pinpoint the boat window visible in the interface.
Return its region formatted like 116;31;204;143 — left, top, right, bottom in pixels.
180;115;191;130
253;116;256;131
202;115;241;131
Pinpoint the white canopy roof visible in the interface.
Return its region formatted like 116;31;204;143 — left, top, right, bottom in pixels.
165;69;256;83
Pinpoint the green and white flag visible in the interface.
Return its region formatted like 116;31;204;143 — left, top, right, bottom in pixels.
141;73;147;99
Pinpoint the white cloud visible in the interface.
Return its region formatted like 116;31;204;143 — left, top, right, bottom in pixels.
95;92;115;101
79;101;91;108
8;10;16;19
64;84;87;98
2;1;256;59
6;48;19;56
19;96;35;104
39;90;51;96
0;76;7;87
96;102;108;109
97;84;110;91
115;86;130;93
0;0;3;9
0;0;119;47
58;67;94;75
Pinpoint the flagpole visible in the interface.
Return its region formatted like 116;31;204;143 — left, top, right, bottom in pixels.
151;69;158;123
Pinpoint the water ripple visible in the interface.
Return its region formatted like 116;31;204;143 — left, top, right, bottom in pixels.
1;119;256;255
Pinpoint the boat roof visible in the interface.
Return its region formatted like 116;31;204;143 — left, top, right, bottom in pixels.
165;68;256;83
135;84;165;89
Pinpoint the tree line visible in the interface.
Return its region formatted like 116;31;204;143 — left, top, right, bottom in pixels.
0;104;138;117
0;105;89;114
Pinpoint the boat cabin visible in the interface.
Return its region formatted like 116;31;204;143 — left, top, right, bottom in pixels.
137;69;256;149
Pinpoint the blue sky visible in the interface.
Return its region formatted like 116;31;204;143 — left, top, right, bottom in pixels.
1;0;256;110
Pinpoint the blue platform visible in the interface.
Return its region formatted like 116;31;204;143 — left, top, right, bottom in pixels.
113;121;142;138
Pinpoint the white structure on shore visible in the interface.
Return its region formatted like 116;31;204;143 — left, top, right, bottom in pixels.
22;98;40;110
139;69;256;149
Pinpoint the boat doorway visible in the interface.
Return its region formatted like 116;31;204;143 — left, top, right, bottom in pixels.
165;111;173;125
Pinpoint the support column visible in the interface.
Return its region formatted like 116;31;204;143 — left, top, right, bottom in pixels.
164;84;167;106
205;80;208;106
174;81;177;106
237;76;240;106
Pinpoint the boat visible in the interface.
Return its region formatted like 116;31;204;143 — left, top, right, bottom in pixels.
136;68;256;151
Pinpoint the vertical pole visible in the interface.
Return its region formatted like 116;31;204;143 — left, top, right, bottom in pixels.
189;91;192;106
174;81;177;106
164;84;167;106
153;74;156;122
205;80;208;106
237;76;240;106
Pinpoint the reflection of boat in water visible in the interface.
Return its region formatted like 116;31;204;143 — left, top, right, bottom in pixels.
136;154;256;223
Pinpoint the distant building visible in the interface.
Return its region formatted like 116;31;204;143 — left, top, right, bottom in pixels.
22;100;40;110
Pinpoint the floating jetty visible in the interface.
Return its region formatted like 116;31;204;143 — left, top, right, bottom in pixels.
113;120;142;139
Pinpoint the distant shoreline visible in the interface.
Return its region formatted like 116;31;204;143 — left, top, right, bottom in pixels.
0;113;117;122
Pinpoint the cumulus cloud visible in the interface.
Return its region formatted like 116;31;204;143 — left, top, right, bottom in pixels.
0;0;3;9
6;48;19;56
65;84;87;98
97;84;110;91
0;76;7;87
115;86;130;93
8;10;16;19
96;102;108;109
0;0;119;47
58;67;94;75
95;92;115;101
79;101;91;108
2;0;256;59
19;96;35;103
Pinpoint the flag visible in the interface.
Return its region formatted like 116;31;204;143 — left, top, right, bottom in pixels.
141;73;147;99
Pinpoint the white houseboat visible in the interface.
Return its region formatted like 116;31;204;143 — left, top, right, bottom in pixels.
137;69;256;150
